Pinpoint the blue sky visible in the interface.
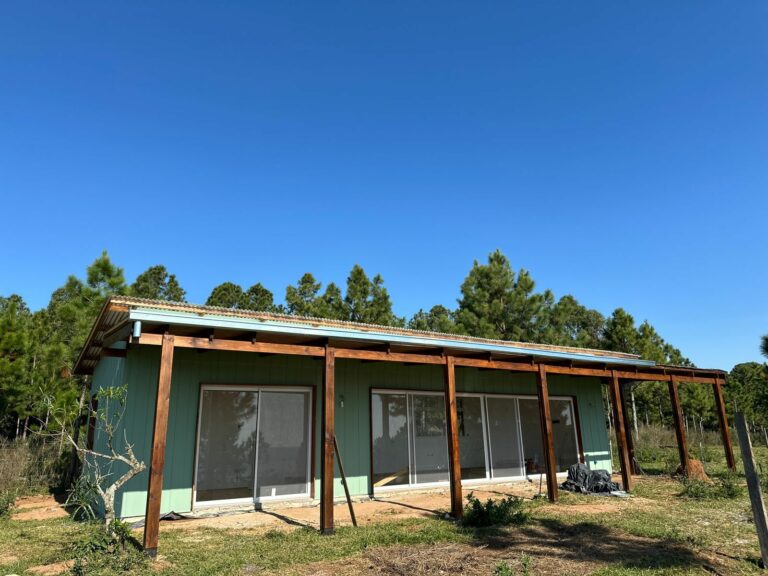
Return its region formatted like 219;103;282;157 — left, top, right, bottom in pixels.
1;2;766;370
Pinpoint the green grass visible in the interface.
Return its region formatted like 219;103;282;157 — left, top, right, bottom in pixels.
2;438;767;575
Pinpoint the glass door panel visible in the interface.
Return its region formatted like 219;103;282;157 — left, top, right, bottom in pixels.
411;394;449;484
518;398;546;475
551;399;580;471
457;397;486;479
485;397;524;478
196;389;259;502
256;391;310;498
371;393;410;488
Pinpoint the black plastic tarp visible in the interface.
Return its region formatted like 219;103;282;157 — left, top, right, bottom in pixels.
560;463;620;494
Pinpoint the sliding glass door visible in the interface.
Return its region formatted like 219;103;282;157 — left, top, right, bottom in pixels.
195;386;311;506
371;389;581;492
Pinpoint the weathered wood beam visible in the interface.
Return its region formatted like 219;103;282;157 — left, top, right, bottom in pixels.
619;381;639;474
668;375;690;474
320;346;335;534
536;365;558;502
713;377;736;471
609;371;633;491
143;334;174;557
131;333;723;384
444;356;463;519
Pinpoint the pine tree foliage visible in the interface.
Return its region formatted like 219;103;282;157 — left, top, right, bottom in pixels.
0;249;762;438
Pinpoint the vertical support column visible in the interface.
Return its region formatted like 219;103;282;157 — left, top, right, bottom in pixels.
536;364;558;502
444;355;463;519
609;371;633;492
143;333;175;557
320;346;335;534
618;381;639;474
668;375;690;474
713;377;736;471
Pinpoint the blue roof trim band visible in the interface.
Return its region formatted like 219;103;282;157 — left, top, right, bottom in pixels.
129;308;657;368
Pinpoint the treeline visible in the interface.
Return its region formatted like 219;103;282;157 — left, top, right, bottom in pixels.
1;249;766;440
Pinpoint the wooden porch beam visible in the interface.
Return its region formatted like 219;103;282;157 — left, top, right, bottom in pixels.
536;364;558;502
320;346;335;534
713;377;736;471
444;355;463;519
143;333;175;557
609;371;633;491
131;333;723;384
668;375;690;474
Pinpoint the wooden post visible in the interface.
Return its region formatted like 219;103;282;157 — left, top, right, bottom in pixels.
444;355;463;519
668;375;690;474
143;333;174;557
713;378;736;471
609;372;633;492
320;346;335;534
619;381;639;474
734;413;768;568
536;364;558;502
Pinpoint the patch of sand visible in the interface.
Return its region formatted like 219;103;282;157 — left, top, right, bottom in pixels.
0;553;19;565
25;560;75;575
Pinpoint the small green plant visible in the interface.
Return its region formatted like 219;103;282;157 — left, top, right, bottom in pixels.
520;552;533;576
462;492;530;528
70;520;145;575
0;489;16;518
66;473;99;521
716;472;744;499
679;478;712;499
494;560;514;576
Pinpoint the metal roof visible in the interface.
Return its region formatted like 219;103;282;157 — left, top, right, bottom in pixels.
73;296;726;378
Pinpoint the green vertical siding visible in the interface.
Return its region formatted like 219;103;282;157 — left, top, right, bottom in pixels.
89;349;612;519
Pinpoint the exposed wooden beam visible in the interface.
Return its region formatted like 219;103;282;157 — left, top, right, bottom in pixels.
444;356;463;519
131;332;723;384
536;365;558;502
320;346;336;534
609;371;633;491
619;381;639;474
668;375;690;474
713;378;736;471
102;322;133;348
143;334;175;557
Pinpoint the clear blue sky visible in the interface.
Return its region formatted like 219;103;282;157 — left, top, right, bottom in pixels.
1;2;766;370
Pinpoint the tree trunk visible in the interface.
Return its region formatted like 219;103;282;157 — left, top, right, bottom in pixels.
22;416;28;439
15;416;20;439
65;378;89;486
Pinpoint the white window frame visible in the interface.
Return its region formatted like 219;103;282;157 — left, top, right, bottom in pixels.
370;388;581;494
193;384;313;509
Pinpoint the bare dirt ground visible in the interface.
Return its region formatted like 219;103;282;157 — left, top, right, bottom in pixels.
150;476;637;533
11;494;68;521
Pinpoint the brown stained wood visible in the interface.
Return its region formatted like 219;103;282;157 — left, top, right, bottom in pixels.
132;332;723;384
713;378;736;470
536;365;558;502
668;376;690;474
334;348;445;365
453;357;538;372
320;346;335;534
444;356;463;519
618;381;639;474
609;372;633;491
143;334;175;557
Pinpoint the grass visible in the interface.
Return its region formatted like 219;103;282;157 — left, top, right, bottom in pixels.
1;435;767;575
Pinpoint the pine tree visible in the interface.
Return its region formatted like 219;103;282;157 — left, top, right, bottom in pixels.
285;274;322;316
206;282;246;309
408;305;459;334
131;265;186;302
242;283;278;312
0;296;30;433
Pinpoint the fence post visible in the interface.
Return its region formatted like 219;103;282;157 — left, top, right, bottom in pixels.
735;412;768;568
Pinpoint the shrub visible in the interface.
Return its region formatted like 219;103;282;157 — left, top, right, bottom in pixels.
66;473;100;521
0;437;69;494
679;473;744;500
494;560;514;576
461;492;530;528
0;489;16;518
70;520;146;575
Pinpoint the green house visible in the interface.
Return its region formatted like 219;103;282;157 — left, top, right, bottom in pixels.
74;297;731;555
